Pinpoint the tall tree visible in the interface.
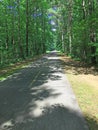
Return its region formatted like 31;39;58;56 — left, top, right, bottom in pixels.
26;0;29;57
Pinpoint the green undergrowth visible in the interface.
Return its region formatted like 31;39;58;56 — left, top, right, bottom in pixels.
0;55;43;81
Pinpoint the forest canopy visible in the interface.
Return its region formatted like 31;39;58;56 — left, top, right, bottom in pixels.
0;0;98;66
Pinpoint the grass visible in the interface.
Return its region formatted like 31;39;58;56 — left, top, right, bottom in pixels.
0;53;98;129
61;56;98;130
67;74;98;130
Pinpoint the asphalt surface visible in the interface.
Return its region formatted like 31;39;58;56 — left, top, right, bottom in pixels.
0;52;89;130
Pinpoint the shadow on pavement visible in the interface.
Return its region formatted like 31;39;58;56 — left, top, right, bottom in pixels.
0;53;64;130
5;105;88;130
0;52;97;130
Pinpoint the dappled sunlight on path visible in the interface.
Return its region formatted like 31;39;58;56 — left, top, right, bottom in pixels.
0;52;89;130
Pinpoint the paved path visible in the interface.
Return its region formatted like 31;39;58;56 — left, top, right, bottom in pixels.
0;52;89;130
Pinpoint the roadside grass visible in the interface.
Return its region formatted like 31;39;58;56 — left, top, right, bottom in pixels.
0;55;43;81
61;56;98;130
67;74;98;130
0;53;98;129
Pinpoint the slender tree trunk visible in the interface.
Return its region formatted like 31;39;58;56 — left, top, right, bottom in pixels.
41;9;46;53
26;0;29;57
89;0;96;64
5;19;9;50
17;0;24;59
67;0;73;54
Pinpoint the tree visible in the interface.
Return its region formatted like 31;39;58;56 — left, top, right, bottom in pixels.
0;0;98;66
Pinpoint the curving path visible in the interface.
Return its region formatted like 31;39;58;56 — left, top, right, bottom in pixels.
0;52;89;130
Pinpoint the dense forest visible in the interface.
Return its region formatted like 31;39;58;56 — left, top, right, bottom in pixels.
0;0;98;66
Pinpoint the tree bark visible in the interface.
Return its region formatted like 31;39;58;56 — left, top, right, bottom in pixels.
26;0;29;57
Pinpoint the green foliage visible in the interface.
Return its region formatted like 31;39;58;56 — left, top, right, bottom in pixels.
57;0;98;65
0;0;98;66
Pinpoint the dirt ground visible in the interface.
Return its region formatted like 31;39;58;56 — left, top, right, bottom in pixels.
0;52;89;130
61;55;98;130
61;56;98;90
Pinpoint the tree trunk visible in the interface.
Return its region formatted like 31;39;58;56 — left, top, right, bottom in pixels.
89;0;96;64
17;0;24;59
26;0;29;57
67;0;73;55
